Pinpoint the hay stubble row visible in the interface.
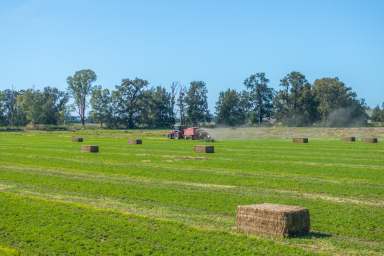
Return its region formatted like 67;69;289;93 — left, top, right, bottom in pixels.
291;137;380;144
341;137;379;143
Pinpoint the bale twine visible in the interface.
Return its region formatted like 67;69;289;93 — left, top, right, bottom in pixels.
237;203;310;237
342;137;356;142
72;137;84;142
81;145;99;153
293;138;309;143
362;138;378;143
128;139;143;145
194;145;214;153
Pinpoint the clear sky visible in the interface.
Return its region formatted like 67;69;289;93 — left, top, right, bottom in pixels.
0;0;383;110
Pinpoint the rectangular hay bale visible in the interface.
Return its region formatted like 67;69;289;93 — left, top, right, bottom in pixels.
128;139;142;144
237;203;310;237
81;145;99;153
342;136;356;142
194;145;214;153
362;138;378;143
292;138;309;143
72;137;83;142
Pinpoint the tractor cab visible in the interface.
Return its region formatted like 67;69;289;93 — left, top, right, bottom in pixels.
167;124;186;139
183;127;199;140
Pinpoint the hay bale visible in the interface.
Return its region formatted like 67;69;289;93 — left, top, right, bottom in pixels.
237;203;310;237
293;138;309;143
128;139;143;145
362;138;378;143
72;137;83;142
342;136;356;142
81;145;99;153
194;145;214;153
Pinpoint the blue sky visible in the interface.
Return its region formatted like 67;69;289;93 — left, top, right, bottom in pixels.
0;0;383;110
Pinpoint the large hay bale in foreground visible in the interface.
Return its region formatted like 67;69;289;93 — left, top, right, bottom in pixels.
128;139;142;145
292;138;309;143
362;138;378;143
81;145;99;153
237;203;310;237
342;136;356;142
194;145;214;153
72;137;84;142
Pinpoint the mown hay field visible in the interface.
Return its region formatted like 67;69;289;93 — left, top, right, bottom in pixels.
0;129;383;255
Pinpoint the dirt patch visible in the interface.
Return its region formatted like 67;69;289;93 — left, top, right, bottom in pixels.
206;127;384;140
268;189;384;207
174;156;209;161
0;184;12;191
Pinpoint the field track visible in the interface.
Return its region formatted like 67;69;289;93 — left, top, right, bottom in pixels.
0;129;383;255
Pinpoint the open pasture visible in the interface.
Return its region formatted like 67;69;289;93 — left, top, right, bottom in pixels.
0;130;383;255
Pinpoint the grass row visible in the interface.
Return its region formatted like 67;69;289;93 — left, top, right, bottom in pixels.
0;192;317;255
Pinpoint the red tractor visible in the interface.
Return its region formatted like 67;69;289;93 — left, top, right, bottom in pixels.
168;125;213;141
167;125;199;140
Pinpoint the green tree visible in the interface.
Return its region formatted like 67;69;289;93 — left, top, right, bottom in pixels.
170;82;178;124
17;89;42;125
244;73;274;125
114;78;148;129
273;92;288;123
150;86;175;127
176;84;187;126
215;89;246;126
109;90;121;128
17;87;68;125
185;81;210;126
280;72;308;112
313;77;367;126
0;91;6;125
274;72;319;126
295;84;319;125
371;104;384;122
2;89;26;126
136;86;175;128
41;87;68;125
67;69;97;126
90;86;112;127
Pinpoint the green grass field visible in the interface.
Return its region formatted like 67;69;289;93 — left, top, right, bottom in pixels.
0;130;383;255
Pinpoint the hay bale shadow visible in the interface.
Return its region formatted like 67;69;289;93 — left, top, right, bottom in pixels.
290;231;332;239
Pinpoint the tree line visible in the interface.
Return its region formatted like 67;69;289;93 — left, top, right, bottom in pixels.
0;69;382;128
217;72;372;127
